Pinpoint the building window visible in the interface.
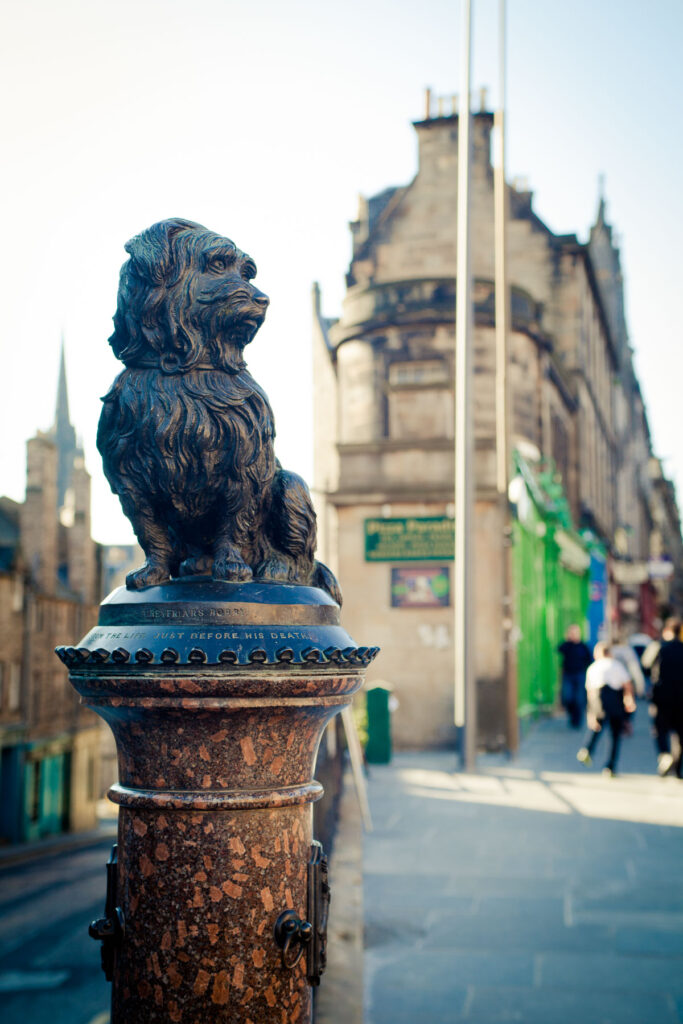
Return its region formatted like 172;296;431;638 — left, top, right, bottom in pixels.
551;413;569;491
87;754;96;802
388;387;453;441
388;360;449;387
8;664;20;712
29;761;41;823
386;359;453;440
12;578;23;613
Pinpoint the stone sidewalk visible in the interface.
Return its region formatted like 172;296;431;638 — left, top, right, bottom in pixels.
321;704;683;1024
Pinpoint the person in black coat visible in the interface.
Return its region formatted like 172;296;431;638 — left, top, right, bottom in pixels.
642;617;683;776
557;624;592;728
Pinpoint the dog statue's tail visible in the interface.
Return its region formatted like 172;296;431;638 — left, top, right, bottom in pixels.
312;560;342;608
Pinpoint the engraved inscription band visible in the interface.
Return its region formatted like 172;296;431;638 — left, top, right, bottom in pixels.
100;601;340;627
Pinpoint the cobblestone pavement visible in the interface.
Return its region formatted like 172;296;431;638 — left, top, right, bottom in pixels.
363;704;683;1024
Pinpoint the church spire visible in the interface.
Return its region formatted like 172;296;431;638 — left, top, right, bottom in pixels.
55;336;71;433
52;337;78;509
595;173;606;226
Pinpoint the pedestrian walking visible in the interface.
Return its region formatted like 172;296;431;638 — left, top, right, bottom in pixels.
577;642;636;776
558;624;592;728
641;617;683;776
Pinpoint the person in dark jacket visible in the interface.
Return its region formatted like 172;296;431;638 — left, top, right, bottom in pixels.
558;624;592;728
642;617;683;776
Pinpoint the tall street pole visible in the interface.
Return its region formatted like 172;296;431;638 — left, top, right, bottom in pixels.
454;0;476;771
494;0;509;502
493;0;518;751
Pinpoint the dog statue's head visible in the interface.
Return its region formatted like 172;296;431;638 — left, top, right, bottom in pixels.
109;219;269;373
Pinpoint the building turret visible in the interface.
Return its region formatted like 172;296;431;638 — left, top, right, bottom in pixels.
64;454;96;603
21;432;58;593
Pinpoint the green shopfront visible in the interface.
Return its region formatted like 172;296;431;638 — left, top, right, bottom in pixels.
511;455;590;722
0;736;72;844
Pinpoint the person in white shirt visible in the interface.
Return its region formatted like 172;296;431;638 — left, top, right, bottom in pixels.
576;642;636;776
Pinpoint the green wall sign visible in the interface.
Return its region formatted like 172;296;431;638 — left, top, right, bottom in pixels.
364;516;455;562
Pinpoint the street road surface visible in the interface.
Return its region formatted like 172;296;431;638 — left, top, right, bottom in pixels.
0;834;114;1024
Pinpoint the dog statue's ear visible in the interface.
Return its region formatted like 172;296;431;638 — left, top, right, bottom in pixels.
124;219;202;284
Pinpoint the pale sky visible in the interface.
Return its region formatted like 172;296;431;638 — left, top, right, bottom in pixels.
1;0;681;544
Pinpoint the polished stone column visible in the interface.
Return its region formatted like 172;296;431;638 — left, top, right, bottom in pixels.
58;579;377;1024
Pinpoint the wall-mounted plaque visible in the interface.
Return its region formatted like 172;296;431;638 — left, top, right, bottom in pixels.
365;517;454;562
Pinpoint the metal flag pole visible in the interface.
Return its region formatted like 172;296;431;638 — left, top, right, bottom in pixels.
454;0;476;771
494;0;518;751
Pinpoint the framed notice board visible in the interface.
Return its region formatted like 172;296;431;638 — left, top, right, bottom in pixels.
390;566;450;608
364;517;454;562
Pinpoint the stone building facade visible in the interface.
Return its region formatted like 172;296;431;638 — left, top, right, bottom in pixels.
313;97;682;750
0;347;102;843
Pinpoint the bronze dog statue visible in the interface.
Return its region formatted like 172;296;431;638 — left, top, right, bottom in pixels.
97;218;341;603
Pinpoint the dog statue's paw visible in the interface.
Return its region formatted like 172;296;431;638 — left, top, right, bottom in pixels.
212;554;253;582
179;555;214;577
126;561;172;590
254;556;292;583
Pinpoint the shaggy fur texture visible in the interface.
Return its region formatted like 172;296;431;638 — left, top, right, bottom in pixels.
97;218;341;603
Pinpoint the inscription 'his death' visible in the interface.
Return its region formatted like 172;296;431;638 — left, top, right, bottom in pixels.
154;630;317;641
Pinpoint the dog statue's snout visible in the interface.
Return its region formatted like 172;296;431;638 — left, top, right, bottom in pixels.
253;290;269;308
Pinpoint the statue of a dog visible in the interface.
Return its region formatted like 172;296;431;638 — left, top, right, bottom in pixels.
97;218;341;604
